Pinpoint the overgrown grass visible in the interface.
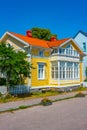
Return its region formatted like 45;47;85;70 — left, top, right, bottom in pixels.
31;90;60;98
0;86;87;103
84;79;87;82
0;90;61;103
74;86;87;91
75;92;85;97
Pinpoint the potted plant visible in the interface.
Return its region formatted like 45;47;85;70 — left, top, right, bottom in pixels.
75;92;85;97
41;98;52;106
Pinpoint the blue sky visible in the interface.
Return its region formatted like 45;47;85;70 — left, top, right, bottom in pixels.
0;0;87;39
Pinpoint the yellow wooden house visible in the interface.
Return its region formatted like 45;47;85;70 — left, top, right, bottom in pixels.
0;30;85;90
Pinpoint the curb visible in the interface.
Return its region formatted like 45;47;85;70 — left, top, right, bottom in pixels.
0;94;85;114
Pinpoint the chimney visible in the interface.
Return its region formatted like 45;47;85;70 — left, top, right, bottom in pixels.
50;36;57;41
26;30;32;37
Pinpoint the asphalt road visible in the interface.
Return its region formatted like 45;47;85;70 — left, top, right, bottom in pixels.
0;97;87;130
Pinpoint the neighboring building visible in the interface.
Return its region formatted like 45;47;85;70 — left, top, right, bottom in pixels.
74;30;87;78
0;31;85;90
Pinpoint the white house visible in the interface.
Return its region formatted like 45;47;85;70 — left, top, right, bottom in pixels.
74;30;87;78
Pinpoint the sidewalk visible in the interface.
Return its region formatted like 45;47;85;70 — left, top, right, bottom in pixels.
0;91;87;112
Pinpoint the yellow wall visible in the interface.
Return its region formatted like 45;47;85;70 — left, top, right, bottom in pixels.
80;61;83;82
49;79;80;86
31;47;50;57
44;50;50;57
31;48;38;55
31;57;50;87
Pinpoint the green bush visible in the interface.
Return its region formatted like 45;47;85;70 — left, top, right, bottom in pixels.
0;92;2;97
84;79;87;82
19;105;28;109
41;98;52;106
0;78;6;85
75;92;85;97
4;93;12;99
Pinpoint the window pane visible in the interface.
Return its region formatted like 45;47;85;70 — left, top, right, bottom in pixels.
39;51;44;57
38;64;45;79
83;42;86;52
51;62;58;79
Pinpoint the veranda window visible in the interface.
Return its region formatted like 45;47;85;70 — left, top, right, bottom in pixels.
60;61;65;79
66;62;73;79
51;63;58;79
74;63;79;78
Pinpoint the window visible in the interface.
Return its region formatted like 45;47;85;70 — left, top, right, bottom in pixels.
83;42;86;52
60;62;65;79
66;62;73;79
74;63;79;78
51;49;58;54
38;63;45;79
66;44;73;56
6;43;13;48
51;61;79;80
39;50;44;57
66;44;72;49
51;62;58;79
59;48;65;55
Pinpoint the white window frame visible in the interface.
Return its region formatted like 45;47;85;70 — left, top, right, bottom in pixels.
74;63;79;79
51;61;79;80
38;63;45;80
51;62;58;79
66;62;73;79
60;61;65;79
83;42;86;52
6;43;13;48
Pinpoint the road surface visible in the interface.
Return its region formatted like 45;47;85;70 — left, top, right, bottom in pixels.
0;97;87;130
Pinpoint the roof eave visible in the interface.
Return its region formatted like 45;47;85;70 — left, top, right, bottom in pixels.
1;32;29;47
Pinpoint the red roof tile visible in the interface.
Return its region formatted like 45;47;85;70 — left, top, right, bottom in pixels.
9;32;70;48
48;38;69;47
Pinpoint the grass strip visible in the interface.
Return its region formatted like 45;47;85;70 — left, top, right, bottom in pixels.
0;103;40;114
0;94;86;114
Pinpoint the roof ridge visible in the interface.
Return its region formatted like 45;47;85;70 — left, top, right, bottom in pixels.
79;30;87;37
9;32;70;48
9;32;51;42
74;30;87;38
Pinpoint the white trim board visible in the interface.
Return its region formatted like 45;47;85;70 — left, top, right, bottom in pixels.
1;32;29;46
31;84;81;89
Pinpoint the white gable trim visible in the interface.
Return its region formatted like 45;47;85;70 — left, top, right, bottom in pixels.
59;39;71;47
1;32;29;47
1;32;51;49
72;39;83;52
60;38;83;52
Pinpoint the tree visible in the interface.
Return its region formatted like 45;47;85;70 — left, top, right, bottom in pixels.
0;43;32;92
31;27;57;41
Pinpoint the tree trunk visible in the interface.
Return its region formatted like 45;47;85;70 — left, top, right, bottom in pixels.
6;74;10;93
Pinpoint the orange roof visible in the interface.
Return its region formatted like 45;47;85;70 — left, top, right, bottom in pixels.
48;38;69;47
9;32;70;48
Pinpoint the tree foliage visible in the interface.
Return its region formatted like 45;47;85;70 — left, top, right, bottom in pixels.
0;43;32;91
31;27;57;41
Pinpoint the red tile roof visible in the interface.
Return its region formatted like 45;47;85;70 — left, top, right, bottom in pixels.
9;32;70;48
49;38;69;47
